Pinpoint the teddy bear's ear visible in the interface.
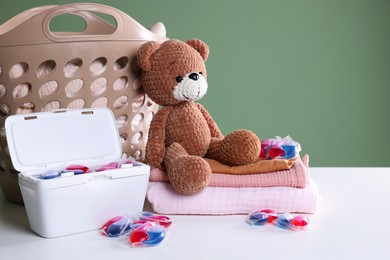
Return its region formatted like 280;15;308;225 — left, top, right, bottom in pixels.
137;41;161;72
186;39;209;61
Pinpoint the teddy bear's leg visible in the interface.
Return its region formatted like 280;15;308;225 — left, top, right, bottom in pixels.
164;142;212;194
206;129;260;166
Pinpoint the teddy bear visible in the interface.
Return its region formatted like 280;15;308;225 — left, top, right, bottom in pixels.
137;39;260;194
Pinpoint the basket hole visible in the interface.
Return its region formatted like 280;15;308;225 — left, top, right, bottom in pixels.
113;76;128;91
37;60;56;78
90;77;107;96
90;57;107;75
132;78;141;90
9;62;29;79
0;104;10;117
13;83;31;99
113;95;128;110
91;97;108;108
132;94;145;110
131;132;143;145
116;114;128;129
133;150;142;160
131;113;144;129
16;102;35;114
120;133;128;145
67;99;85;109
0;84;6;98
39;81;58;98
113;57;129;71
65;79;84;98
146;100;154;108
64;58;83;77
42;100;60;112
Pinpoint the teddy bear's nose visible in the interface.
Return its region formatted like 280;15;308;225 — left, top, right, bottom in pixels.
189;73;199;81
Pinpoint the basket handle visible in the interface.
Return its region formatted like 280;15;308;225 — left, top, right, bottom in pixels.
0;3;165;47
42;3;124;42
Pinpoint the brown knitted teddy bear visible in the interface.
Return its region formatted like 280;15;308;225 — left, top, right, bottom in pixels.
137;39;260;194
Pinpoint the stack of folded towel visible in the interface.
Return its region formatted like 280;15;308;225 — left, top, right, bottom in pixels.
147;154;320;215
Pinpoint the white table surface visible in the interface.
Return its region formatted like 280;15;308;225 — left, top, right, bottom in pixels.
1;168;390;260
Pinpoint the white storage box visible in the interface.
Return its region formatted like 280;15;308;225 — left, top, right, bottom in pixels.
5;108;150;238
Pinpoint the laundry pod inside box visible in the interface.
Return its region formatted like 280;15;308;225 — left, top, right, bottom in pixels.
5;108;150;238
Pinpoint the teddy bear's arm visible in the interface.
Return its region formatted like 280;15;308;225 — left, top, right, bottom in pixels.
145;106;173;168
195;103;224;139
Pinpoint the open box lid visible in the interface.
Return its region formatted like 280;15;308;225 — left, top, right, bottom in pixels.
5;108;122;173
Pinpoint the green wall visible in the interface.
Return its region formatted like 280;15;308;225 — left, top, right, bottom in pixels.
1;0;389;166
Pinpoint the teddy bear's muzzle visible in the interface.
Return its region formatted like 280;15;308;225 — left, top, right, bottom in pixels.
173;73;208;102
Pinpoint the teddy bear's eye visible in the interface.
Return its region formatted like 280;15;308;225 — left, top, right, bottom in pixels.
199;72;203;75
175;76;183;83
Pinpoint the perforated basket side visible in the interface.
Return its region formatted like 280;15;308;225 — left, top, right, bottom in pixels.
0;3;166;203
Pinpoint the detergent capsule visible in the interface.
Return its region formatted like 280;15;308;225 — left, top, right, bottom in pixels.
66;164;90;173
39;169;61;179
135;211;172;228
129;221;166;246
276;213;294;229
247;211;269;226
102;216;131;237
260;209;278;222
289;215;309;231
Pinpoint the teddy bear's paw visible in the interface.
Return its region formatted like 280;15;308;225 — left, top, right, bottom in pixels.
215;129;261;167
168;156;211;195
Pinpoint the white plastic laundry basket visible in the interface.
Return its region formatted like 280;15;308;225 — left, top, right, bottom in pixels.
0;3;166;203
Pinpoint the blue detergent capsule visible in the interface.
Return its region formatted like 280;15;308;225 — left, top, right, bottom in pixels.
276;213;294;229
142;224;166;246
105;216;132;237
39;170;61;179
247;211;269;226
281;145;298;159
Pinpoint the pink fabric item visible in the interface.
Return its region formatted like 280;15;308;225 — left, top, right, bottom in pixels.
150;155;310;188
146;178;320;215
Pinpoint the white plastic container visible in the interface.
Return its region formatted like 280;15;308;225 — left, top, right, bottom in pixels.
5;108;150;238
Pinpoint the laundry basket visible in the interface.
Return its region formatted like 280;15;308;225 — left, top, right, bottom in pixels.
0;3;166;203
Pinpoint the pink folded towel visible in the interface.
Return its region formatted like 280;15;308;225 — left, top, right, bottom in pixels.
146;178;320;215
150;155;309;188
146;154;320;215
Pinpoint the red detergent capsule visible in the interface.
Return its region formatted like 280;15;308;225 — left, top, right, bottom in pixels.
130;222;166;246
290;215;309;230
96;161;120;172
260;139;273;159
260;209;278;222
66;164;89;173
130;225;149;244
269;147;285;159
